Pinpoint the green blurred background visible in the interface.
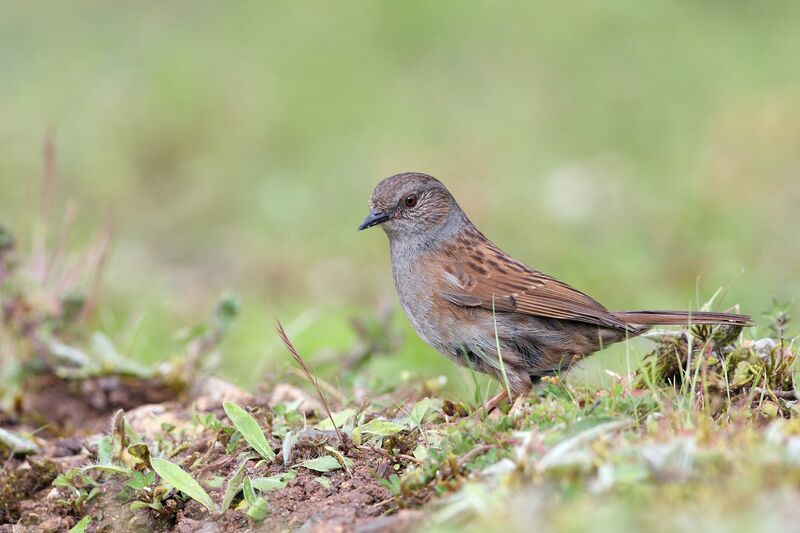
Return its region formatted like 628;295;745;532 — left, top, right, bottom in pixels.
2;2;799;396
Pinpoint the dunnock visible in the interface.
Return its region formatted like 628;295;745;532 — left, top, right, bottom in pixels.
359;172;751;404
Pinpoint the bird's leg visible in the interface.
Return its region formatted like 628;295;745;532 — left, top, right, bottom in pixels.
472;389;509;419
485;388;509;412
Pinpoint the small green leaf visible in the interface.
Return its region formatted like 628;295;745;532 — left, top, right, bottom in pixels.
126;470;155;490
298;455;342;472
409;398;432;426
315;476;332;489
82;464;131;476
48;340;95;368
243;476;256;506
91;332;150;377
150;457;218;513
124;418;143;445
204;475;225;489
223;402;275;460
96;436;113;465
356;419;406;437
412;444;428;461
225;431;242;455
68;516;91;533
246;497;269;522
86;486;101;502
315;409;356;430
250;471;296;492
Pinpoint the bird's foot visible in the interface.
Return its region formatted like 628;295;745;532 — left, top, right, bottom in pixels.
509;394;529;417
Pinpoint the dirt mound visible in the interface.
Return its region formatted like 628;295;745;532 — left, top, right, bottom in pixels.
21;374;183;436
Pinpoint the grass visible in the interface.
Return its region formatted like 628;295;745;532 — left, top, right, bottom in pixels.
1;3;800;530
2;219;800;532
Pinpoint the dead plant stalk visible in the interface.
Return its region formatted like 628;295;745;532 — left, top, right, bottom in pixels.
275;320;344;446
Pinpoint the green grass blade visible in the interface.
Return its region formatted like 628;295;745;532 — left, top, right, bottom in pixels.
492;296;513;400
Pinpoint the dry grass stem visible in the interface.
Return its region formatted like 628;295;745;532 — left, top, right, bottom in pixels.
275;319;344;446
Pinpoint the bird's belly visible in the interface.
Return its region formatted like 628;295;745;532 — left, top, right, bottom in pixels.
390;248;493;367
397;287;487;364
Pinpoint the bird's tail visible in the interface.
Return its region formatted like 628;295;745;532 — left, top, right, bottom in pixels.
614;310;753;327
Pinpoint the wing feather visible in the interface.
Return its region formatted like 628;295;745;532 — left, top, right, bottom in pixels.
441;254;629;330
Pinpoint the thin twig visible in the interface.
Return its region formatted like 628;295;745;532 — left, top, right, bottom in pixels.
359;445;391;458
457;444;494;468
275;320;344;446
368;497;396;509
752;388;798;400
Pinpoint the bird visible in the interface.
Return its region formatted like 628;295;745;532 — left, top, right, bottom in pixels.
358;172;752;411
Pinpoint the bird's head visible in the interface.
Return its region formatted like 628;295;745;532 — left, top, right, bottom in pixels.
358;172;458;242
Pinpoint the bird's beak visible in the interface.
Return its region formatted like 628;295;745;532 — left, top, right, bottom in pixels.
358;208;391;231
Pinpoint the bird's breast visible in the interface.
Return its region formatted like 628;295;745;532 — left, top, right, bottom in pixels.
389;245;449;350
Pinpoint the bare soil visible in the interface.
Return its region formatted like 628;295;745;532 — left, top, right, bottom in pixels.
0;373;423;532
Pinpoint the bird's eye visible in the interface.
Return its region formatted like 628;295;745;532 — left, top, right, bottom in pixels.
404;194;418;208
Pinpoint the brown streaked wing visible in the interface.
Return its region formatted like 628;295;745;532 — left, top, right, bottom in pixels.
441;258;630;330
